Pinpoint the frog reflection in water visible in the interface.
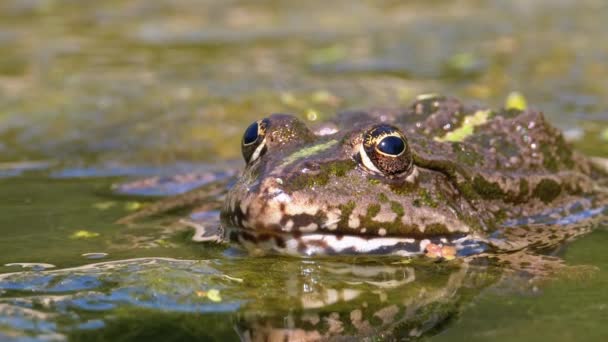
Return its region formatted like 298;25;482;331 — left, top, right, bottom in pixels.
120;95;608;262
0;256;501;340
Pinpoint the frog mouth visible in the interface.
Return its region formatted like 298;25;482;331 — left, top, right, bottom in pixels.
224;226;487;257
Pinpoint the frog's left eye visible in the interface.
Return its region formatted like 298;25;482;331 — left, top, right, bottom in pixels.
359;124;413;177
242;118;269;164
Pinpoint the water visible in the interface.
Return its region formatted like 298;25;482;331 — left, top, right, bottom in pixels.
0;0;607;340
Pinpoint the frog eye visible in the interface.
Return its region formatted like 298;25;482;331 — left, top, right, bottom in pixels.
376;136;406;156
243;121;260;146
359;124;413;177
242;118;269;163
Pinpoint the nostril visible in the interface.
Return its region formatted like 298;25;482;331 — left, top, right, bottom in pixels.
301;161;321;174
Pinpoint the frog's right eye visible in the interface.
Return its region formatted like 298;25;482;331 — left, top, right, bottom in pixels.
359;124;413;178
242;118;269;163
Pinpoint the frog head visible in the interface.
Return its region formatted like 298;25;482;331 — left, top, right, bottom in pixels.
220;113;482;256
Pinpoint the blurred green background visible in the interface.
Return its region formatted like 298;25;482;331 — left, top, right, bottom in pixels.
1;0;607;166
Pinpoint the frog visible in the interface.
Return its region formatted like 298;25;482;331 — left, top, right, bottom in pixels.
117;95;608;262
219;95;608;258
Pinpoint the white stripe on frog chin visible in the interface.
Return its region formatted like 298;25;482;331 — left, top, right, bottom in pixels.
229;228;487;257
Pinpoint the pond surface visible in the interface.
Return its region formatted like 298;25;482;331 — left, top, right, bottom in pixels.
0;0;607;340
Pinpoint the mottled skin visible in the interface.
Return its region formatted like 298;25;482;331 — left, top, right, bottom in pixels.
220;95;608;256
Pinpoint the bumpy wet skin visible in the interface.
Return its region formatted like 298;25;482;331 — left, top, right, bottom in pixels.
220;97;608;260
2;0;608;341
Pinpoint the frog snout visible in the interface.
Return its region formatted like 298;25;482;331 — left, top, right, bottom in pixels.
222;177;292;231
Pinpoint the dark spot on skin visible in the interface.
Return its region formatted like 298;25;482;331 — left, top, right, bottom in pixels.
472;176;505;200
540;134;574;172
533;178;561;204
454;181;478;202
368;315;383;327
338;201;356;229
229;230;239;242
274;236;286;248
241;232;257;243
366;204;381;218
378;193;389;203
390;201;404;217
252;222;282;233
280;212;322;232
258;234;273;242
280;203;286;212
516;179;529;202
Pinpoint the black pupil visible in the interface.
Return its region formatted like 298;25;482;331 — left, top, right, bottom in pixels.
243;122;259;145
377;136;405;156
